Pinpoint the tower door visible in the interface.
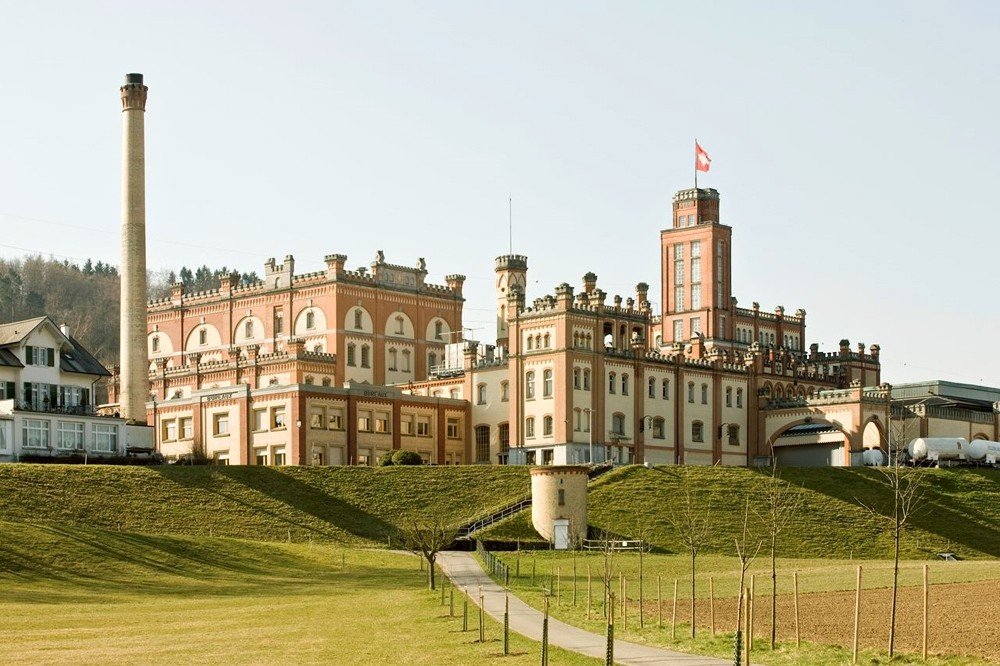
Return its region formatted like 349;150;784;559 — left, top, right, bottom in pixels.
553;519;570;550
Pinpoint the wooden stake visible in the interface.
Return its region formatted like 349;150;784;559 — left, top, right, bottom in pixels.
657;574;662;628
671;578;678;640
557;567;561;607
749;574;755;651
744;588;751;666
622;575;627;631
852;565;862;664
587;564;592;620
923;564;929;662
793;571;800;648
709;576;715;637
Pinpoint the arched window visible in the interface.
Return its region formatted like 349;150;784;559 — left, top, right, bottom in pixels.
527;336;534;351
304;375;314;385
543;333;550;348
612;413;625;436
701;384;708;404
662;379;670;400
525;417;535;438
526;371;535;399
687;382;695;403
652;417;665;439
402;349;411;372
692;420;704;442
573;332;580;347
198;328;207;346
500;381;509;402
429;352;437;369
475;425;491;463
727;424;740;446
321;377;331;387
736;388;744;408
151;335;159;352
573;368;581;389
244;321;253;339
543;369;553;398
354;309;363;329
573;408;582;431
535;334;541;348
648;377;656;398
621;374;629;396
725;386;733;407
388;348;398;371
608;372;616;394
346;343;356;366
477;383;486;405
583;369;591;391
449;388;459;399
305;310;315;330
360;344;370;368
435;321;444;340
395;315;404;335
314;344;323;354
543;415;553;436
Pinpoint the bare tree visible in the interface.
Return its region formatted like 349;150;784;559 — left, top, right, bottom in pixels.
733;494;763;664
666;476;713;638
399;513;459;590
754;459;803;649
859;462;924;657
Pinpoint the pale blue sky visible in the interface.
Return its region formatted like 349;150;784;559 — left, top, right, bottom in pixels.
1;1;998;386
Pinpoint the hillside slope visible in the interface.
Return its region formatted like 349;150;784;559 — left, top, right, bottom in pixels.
0;465;530;545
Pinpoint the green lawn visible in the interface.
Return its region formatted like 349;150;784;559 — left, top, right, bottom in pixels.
0;464;531;545
0;521;596;665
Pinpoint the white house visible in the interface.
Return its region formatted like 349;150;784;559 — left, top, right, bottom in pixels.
0;316;150;461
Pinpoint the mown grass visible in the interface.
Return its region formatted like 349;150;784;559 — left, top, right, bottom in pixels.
479;465;1000;559
0;464;530;545
486;550;1000;665
0;521;597;665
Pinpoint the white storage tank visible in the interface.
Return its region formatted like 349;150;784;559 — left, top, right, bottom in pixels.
967;439;1000;462
862;448;885;466
907;437;969;462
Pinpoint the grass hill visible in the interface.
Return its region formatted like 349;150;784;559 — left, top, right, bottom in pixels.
0;464;530;545
480;465;1000;559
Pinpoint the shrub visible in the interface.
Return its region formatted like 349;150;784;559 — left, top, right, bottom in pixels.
391;450;423;466
377;451;395;467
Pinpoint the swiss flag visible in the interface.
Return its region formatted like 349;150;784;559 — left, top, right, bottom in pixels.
695;142;712;172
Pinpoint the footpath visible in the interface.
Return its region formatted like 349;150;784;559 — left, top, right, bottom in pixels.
437;551;731;665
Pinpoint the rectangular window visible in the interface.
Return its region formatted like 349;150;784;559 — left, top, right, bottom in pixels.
691;318;702;336
58;421;84;450
674;259;685;285
674;244;684;260
691;284;701;310
328;409;344;430
93;424;117;452
271;406;286;429
180;417;193;439
674;285;684;312
525;418;535;438
358;411;372;432
273;451;286;466
500;381;509;402
477;385;486;405
213;413;230;436
691;240;701;258
446;418;460;439
673;319;683;341
22;419;50;448
252;409;267;432
417;417;430;437
273;308;284;335
401;416;414;436
163;419;178;442
310;409;324;429
691;259;701;284
255;449;268;466
375;412;390;434
558;489;565;506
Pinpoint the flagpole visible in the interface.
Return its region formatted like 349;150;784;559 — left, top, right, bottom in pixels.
694;138;698;190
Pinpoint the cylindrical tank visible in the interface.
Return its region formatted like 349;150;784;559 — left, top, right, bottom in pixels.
966;439;1000;462
907;437;969;461
862;448;885;466
530;466;588;548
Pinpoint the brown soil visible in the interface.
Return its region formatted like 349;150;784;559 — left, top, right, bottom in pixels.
638;580;1000;662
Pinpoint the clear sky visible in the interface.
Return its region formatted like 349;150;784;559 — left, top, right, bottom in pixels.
1;1;997;386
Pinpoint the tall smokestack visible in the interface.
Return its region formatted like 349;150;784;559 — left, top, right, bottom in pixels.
119;73;148;424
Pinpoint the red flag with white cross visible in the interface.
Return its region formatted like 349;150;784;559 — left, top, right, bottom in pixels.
695;141;711;172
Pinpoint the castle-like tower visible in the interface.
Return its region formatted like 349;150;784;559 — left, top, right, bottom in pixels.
495;254;527;348
119;73;149;424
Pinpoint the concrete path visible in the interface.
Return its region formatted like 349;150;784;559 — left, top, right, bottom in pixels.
437;551;731;665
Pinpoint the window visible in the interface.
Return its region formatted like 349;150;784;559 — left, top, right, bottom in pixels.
687;382;694;403
429;352;437;369
416;416;430;437
673;320;683;341
375;412;390;434
388;348;398;371
583;409;591;432
327;409;344;430
477;384;487;405
558;489;565;506
401;416;414;435
180;417;193;439
691;284;701;310
93;424;117;452
674;285;684;312
22;419;49;448
346;343;356;367
358;411;372;432
727;424;740;446
244;321;253;338
305;310;315;330
701;384;708;404
583;369;591;391
354;309;363;329
525;417;535;438
402;350;411;372
543;369;553;398
253;409;267;432
435;321;444;340
621;374;629;396
543;415;553;437
691;258;701;285
525;372;535;399
360;345;370;368
725;387;733;407
448;388;458;399
309;409;324;429
395;315;404;335
255;449;268;466
475;425;490;462
736;388;744;409
574;408;581;431
692;421;704;442
527;336;534;351
446;418;460;439
574;369;581;390
213;412;230;436
199;328;207;346
543;333;550;348
498;423;510;454
26;346;55;367
662;379;670;400
691;318;701;336
612;413;625;436
273;451;286;466
58;421;84;450
271;406;286;429
500;381;509;402
162;419;178;442
648;377;656;398
542;449;553;465
608;372;616;394
652;417;665;439
151;336;160;352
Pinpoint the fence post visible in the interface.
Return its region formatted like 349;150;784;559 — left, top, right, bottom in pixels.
793;571;800;648
542;592;550;666
587;564;593;620
923;564;929;662
852;565;862;664
606;591;614;666
749;574;755;651
504;588;510;656
657;574;662;628
710;576;716;637
450;584;454;617
671;578;678;640
463;587;468;632
479;587;485;643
